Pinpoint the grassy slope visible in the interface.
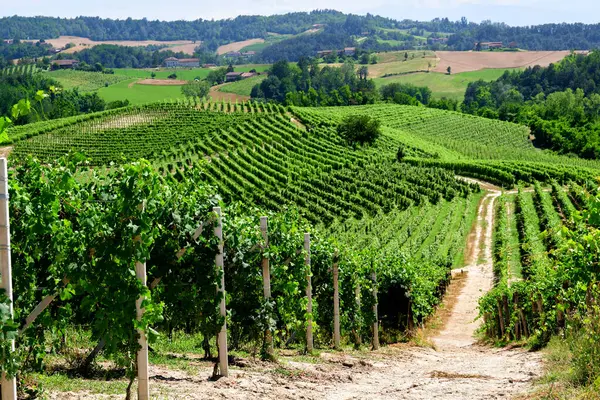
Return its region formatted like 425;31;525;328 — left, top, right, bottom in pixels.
46;70;130;92
97;79;184;104
112;65;270;80
374;69;519;100
218;75;266;96
98;65;270;104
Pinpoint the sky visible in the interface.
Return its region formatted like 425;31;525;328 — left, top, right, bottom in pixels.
1;0;599;26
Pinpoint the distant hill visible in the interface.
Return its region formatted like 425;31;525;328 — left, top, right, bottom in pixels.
3;11;600;62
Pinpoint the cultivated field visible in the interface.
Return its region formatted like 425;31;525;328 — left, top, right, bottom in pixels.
137;79;188;86
5;100;600;399
374;68;519;100
217;38;265;55
45;69;131;92
433;50;576;73
217;75;266;96
25;35;198;54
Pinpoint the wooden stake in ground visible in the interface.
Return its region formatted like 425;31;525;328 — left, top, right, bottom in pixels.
372;267;380;350
0;159;16;400
305;233;313;353
260;217;274;357
135;260;149;400
214;207;229;376
333;250;341;349
354;284;362;346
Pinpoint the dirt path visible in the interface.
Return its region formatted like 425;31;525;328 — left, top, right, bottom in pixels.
49;185;543;400
319;190;542;400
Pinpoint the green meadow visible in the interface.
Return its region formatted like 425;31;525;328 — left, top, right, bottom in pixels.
217;75;266;96
112;64;270;80
374;68;519;100
97;79;185;104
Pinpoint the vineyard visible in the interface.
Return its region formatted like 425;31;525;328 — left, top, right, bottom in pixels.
0;65;39;76
3;100;600;397
46;69;131;92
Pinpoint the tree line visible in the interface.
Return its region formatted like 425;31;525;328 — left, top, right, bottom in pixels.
0;72;128;125
251;59;377;106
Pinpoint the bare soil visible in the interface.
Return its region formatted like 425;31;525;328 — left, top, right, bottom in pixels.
217;39;265;55
25;36;196;55
49;183;543;399
434;50;581;73
137;79;188;86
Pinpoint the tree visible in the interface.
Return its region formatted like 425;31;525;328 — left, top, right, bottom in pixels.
358;66;369;81
151;72;156;79
404;52;409;62
168;73;177;79
359;53;370;65
337;115;381;146
226;64;234;73
447;66;452;75
181;81;210;100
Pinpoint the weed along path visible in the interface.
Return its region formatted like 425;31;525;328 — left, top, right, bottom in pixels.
49;185;542;400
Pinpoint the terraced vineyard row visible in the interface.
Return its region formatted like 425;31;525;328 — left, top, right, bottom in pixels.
295;105;600;184
293;104;533;151
482;181;587;341
156;112;478;224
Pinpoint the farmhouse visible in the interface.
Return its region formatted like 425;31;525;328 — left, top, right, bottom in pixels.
225;51;242;58
225;72;244;82
317;50;335;57
164;57;201;68
241;72;257;79
51;59;80;69
203;63;217;68
344;47;356;56
428;37;449;45
476;42;504;50
242;51;256;57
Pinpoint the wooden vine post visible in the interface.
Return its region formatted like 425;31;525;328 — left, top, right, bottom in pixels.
333;250;341;350
135;258;149;400
372;266;380;350
214;207;229;377
354;284;362;346
260;217;274;357
305;233;313;353
0;158;17;400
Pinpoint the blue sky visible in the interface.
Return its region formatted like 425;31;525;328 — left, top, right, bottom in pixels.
2;0;598;26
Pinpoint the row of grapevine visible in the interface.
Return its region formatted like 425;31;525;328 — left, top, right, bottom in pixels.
2;155;396;396
0;64;38;76
480;182;582;343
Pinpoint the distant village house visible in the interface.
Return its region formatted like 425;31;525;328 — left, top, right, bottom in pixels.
164;57;201;68
225;71;258;82
224;51;255;58
51;59;80;69
225;72;244;82
344;47;356;56
428;37;448;45
317;50;335;57
475;42;504;50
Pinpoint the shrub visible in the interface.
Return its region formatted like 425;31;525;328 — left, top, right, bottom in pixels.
337;115;381;146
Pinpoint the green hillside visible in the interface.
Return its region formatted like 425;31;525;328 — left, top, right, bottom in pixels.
374;69;520;100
